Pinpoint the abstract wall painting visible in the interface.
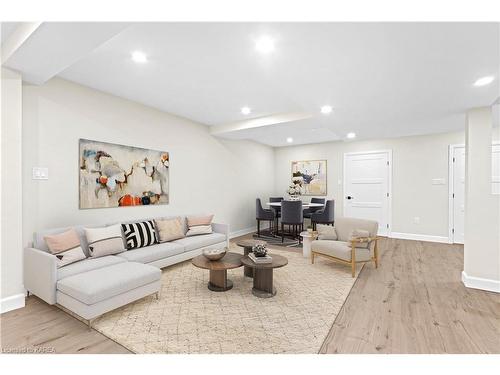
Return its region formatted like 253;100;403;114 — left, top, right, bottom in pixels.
291;160;327;196
79;139;169;209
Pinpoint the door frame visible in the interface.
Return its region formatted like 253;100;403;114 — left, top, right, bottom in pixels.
449;142;500;243
448;144;464;244
343;149;393;237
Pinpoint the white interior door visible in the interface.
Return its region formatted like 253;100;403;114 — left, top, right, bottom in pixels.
451;146;466;244
343;150;392;236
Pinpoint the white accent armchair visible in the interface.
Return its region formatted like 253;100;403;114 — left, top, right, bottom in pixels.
311;217;380;277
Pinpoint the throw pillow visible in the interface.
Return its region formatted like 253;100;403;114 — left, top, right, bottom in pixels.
155;217;185;242
186;214;214;237
44;228;86;268
122;220;158;249
316;224;338;240
85;224;126;257
186;224;213;237
349;229;371;248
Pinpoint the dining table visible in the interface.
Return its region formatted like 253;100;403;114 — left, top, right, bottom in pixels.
265;201;324;235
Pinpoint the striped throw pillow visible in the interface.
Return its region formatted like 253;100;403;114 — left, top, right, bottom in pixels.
122;221;158;249
85;224;126;258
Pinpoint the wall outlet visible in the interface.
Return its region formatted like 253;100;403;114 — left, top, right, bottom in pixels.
414;217;420;224
32;167;49;180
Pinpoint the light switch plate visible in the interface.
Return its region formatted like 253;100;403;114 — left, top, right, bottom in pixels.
32;167;49;180
432;178;445;185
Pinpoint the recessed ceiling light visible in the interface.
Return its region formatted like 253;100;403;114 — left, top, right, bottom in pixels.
473;76;494;87
241;106;251;115
286;137;294;143
131;51;148;63
255;36;275;54
346;132;356;139
320;105;333;114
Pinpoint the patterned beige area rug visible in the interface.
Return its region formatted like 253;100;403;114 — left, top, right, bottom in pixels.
93;246;361;354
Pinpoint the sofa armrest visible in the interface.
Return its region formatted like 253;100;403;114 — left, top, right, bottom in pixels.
212;222;230;247
24;247;57;305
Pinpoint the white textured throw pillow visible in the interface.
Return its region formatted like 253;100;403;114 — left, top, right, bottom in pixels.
85;224;126;257
316;224;338;240
186;224;213;237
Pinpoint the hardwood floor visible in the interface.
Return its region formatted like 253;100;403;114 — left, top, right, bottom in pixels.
320;237;500;354
1;236;498;354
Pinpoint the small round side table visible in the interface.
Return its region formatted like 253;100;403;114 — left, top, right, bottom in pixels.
300;231;317;258
236;239;267;278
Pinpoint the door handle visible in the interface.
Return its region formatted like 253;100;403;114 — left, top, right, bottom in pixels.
346;196;353;200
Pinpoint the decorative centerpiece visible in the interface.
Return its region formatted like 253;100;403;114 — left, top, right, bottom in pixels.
287;177;303;201
250;244;272;264
252;243;268;257
202;248;226;261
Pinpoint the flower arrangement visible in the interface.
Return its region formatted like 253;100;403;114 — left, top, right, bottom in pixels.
252;243;268;257
287;176;303;197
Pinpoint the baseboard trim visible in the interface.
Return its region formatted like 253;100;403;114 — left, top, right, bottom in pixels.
462;271;500;293
390;232;451;244
229;226;258;239
1;293;26;314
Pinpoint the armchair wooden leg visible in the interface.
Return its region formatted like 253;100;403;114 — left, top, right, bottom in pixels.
374;240;379;268
311;252;315;264
351;243;356;277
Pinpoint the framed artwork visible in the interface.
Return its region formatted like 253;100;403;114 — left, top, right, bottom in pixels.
291;159;327;196
79;139;169;209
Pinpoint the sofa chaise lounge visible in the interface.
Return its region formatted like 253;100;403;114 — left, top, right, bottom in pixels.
24;217;229;327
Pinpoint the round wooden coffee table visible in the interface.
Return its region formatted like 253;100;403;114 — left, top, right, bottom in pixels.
236;239;267;278
192;252;243;292
241;254;288;298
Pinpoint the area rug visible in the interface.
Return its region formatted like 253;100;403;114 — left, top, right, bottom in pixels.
92;245;361;354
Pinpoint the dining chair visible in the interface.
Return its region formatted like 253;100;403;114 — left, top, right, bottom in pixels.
311;199;335;229
280;200;304;243
303;197;326;219
269;197;284;218
256;198;275;237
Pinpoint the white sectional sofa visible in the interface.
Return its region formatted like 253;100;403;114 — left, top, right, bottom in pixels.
24;217;229;327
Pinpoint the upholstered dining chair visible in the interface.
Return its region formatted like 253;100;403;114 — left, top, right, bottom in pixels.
280;200;304;243
269;197;284;218
311;199;334;229
256;198;275;237
310;217;380;277
303;197;326;219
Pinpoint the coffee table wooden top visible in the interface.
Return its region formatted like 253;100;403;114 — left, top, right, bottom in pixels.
192;252;243;271
236;239;267;248
241;253;288;269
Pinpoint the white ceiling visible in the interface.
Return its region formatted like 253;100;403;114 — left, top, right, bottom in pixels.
2;22;499;146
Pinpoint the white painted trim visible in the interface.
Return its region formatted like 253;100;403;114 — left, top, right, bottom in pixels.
1;293;25;314
229;224;268;239
343;149;392;237
462;271;500;293
448;144;464;244
390;232;451;244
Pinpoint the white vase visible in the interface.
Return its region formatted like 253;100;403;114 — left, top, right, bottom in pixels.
289;195;301;201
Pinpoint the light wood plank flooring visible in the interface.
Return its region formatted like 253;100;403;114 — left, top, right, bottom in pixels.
1;236;498;354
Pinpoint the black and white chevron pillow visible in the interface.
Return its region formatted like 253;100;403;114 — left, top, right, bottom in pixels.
121;221;158;249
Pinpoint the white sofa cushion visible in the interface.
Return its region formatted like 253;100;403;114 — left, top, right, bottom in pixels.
57;262;161;305
57;255;126;281
173;233;226;252
117;242;185;263
311;240;371;262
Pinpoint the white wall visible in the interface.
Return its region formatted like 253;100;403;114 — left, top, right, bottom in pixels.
463;107;500;292
1;68;24;312
274;131;465;239
22;78;275;247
